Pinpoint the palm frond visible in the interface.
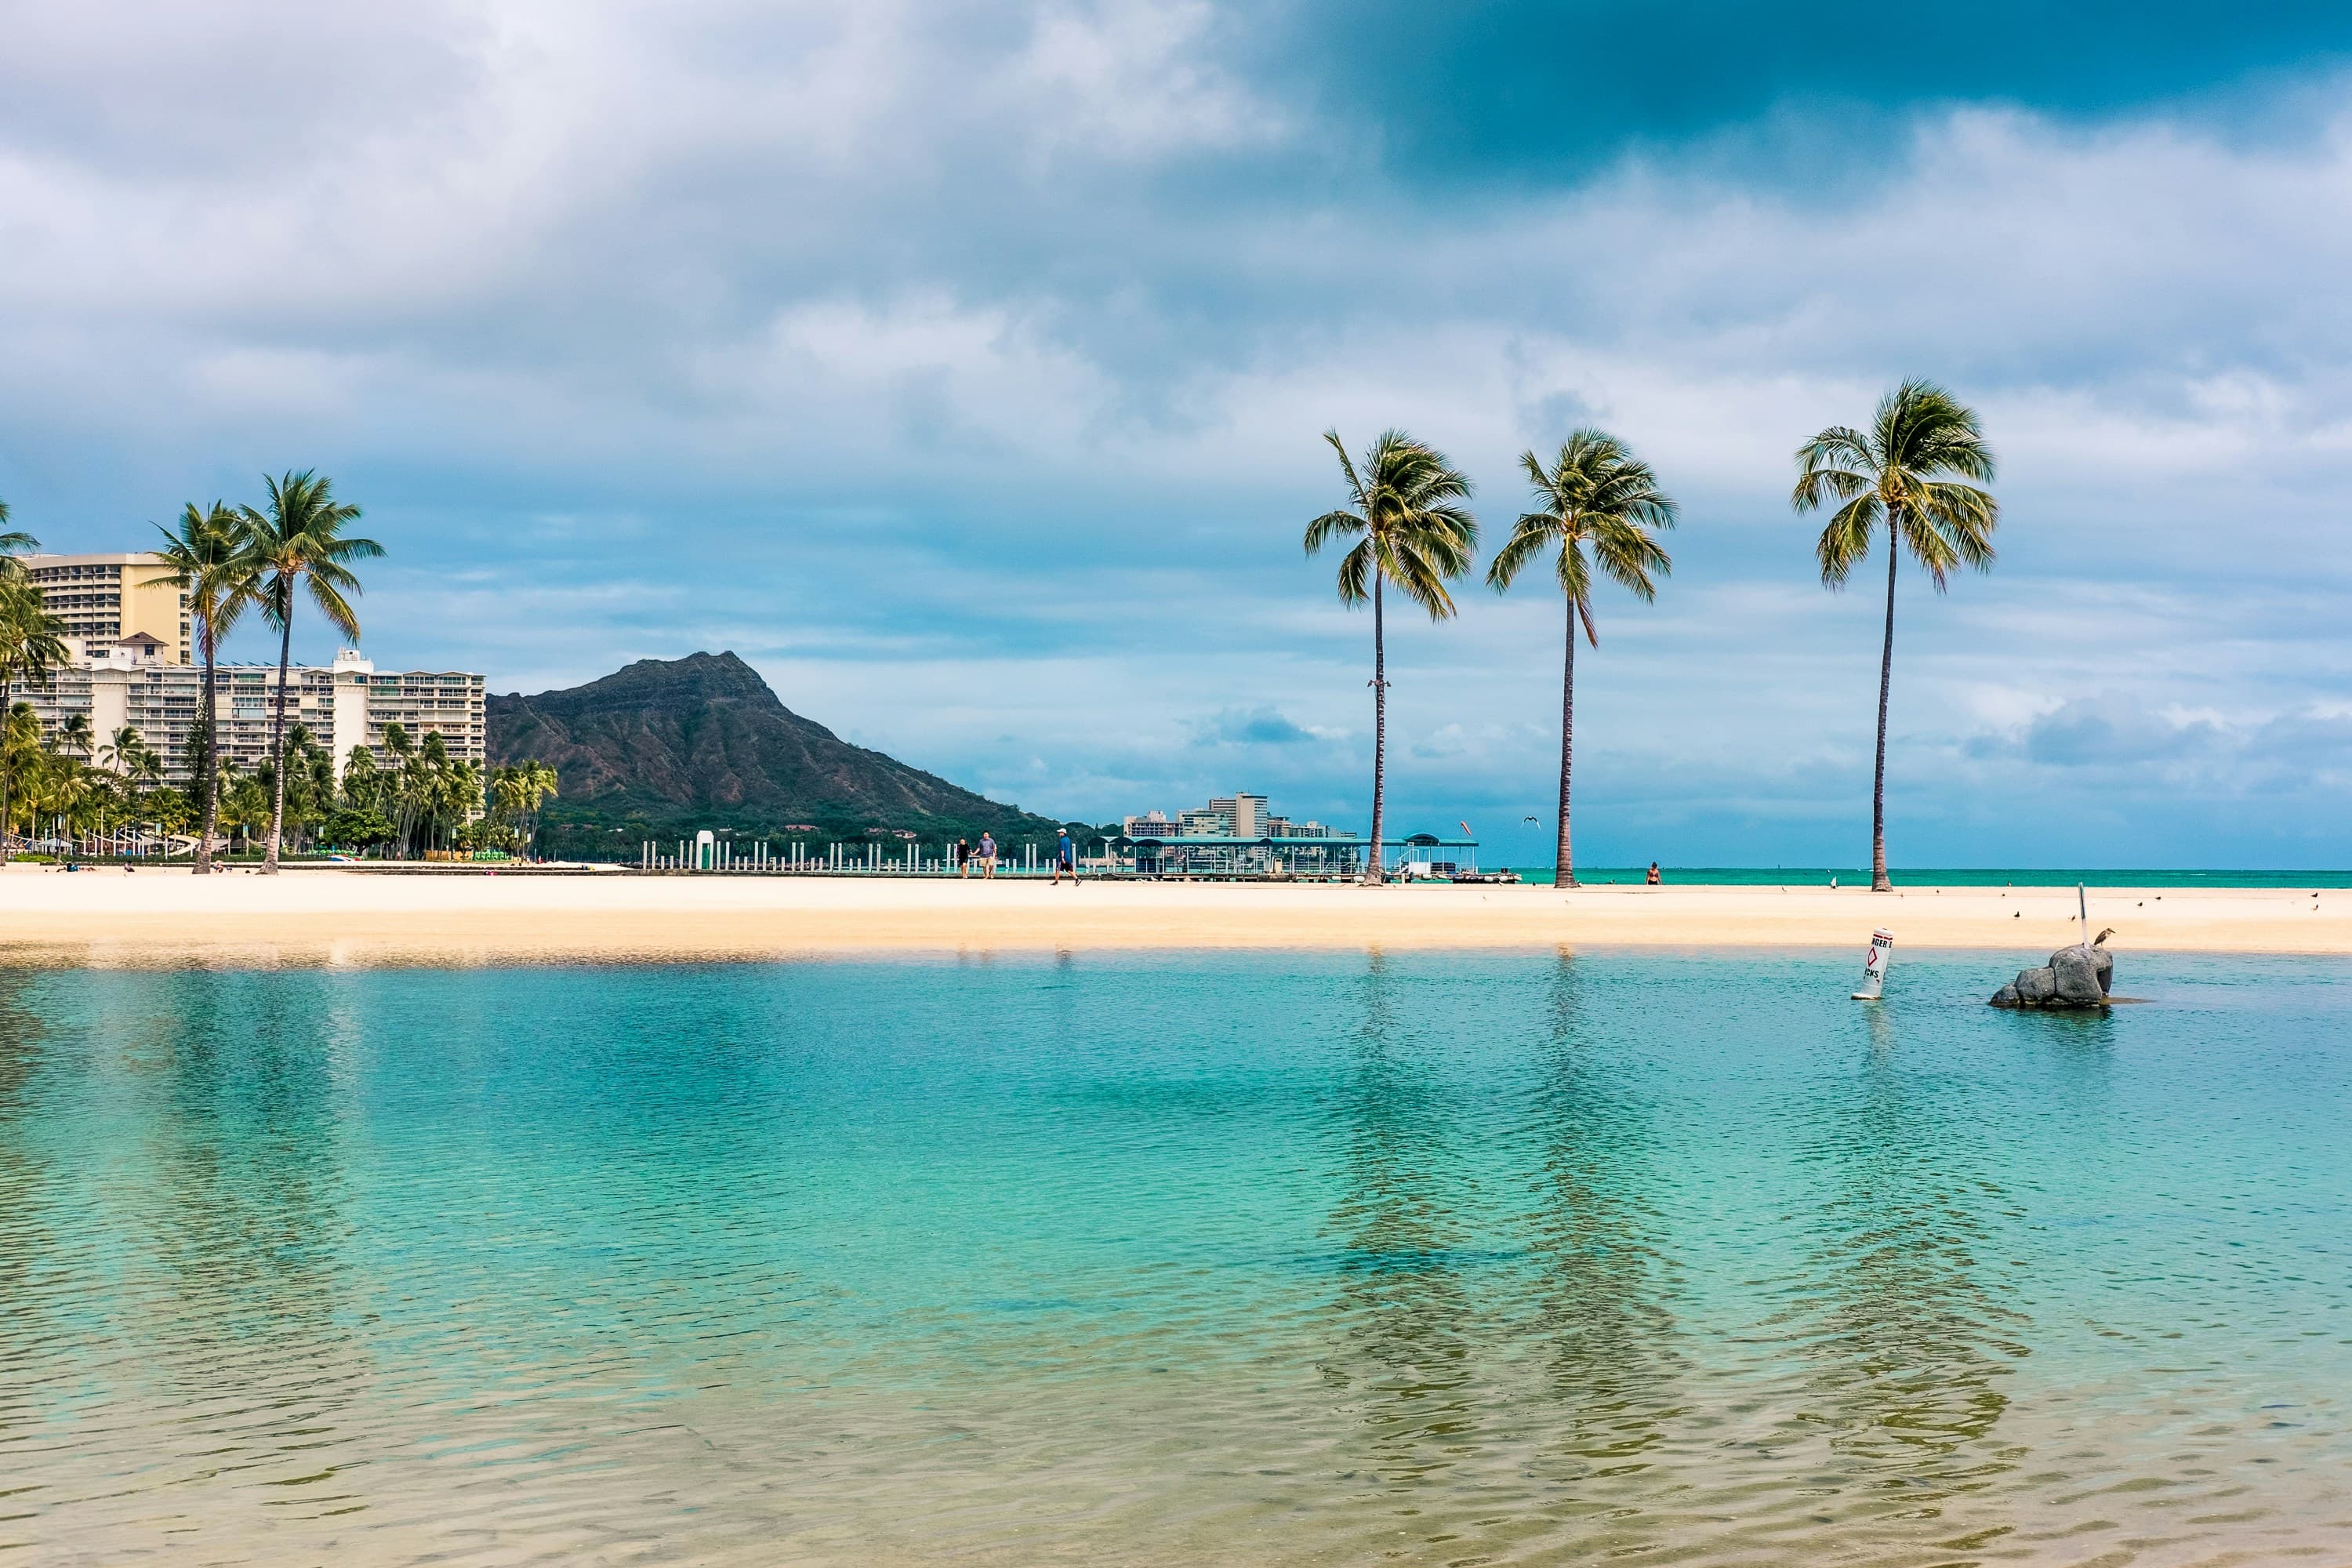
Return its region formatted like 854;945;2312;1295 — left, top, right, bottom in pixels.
1305;509;1364;555
1485;511;1558;590
1815;492;1882;586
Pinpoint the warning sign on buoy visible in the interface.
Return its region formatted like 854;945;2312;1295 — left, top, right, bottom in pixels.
1852;928;1894;1000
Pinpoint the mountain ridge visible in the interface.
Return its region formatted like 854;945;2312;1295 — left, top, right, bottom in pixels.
485;652;1073;852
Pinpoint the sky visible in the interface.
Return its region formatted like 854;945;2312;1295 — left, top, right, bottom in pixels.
5;0;2352;869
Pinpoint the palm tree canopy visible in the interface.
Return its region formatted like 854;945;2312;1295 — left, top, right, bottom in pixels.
1486;429;1675;646
241;470;385;642
0;579;69;684
1305;429;1479;619
1792;378;1998;590
0;495;34;576
154;501;257;646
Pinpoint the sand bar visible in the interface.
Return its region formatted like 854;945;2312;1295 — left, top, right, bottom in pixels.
0;867;2346;965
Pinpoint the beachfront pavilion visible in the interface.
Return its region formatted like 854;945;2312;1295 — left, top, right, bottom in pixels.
1113;830;1479;878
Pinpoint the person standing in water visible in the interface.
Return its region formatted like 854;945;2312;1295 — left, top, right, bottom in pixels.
1052;827;1078;885
1646;862;1661;885
978;831;998;879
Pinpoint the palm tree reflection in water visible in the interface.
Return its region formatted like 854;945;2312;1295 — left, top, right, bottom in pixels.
1783;1002;2030;1554
136;975;368;1519
1318;950;1482;1497
0;975;54;1396
1522;950;1688;1520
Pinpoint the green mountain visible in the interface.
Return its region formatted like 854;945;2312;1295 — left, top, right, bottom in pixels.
486;652;1073;856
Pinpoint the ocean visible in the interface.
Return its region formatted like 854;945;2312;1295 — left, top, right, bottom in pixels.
1515;866;2352;887
4;949;2348;1564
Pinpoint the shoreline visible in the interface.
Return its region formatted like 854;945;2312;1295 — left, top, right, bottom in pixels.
2;869;2345;966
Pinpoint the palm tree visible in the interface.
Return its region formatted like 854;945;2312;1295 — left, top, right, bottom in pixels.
154;501;255;874
516;760;559;858
1305;430;1478;882
57;712;93;766
0;580;68;868
98;724;144;781
1487;430;1675;887
0;499;32;577
1792;379;1998;891
239;470;383;872
1;702;42;852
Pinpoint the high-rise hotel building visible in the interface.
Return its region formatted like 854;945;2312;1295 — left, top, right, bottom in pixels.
12;550;485;785
19;552;192;665
19;643;487;786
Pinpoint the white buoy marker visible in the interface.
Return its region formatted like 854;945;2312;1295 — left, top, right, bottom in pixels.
1853;928;1894;1000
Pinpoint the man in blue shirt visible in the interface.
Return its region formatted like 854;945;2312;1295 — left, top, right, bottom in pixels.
1053;827;1078;885
978;832;997;879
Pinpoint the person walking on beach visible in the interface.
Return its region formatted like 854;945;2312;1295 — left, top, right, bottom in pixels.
1052;827;1078;885
956;837;971;878
978;831;997;879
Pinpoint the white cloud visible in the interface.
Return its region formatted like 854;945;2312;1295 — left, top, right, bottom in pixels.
5;12;2352;862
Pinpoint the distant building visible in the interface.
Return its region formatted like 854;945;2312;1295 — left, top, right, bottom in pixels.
1117;790;1366;875
20;552;191;665
1111;790;1482;877
18;641;485;786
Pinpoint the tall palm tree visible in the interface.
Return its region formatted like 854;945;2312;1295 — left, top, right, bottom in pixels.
1487;430;1675;888
0;580;68;868
239;470;383;873
154;501;255;873
1305;430;1478;882
1792;379;1998;891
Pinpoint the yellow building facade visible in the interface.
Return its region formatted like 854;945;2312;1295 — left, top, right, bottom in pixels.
19;552;191;665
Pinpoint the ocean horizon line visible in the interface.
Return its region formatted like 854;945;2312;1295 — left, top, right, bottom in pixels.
1515;866;2352;889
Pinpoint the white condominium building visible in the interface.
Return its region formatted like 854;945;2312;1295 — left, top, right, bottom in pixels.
17;641;486;786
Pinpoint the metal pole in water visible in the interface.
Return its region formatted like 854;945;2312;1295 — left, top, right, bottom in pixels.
2078;883;2089;945
1852;928;1894;1000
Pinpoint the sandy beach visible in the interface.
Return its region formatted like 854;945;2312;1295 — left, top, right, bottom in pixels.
0;867;2345;965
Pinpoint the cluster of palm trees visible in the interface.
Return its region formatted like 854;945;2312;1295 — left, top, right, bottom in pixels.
336;734;557;858
3;473;383;872
1310;378;1998;890
5;471;568;868
0;710;180;855
142;472;384;873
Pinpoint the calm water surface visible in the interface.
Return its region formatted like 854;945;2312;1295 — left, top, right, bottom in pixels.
2;950;2347;1566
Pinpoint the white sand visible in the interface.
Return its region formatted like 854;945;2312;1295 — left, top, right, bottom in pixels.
0;866;2343;965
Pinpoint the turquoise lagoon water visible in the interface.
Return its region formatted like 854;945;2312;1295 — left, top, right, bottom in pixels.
3;950;2349;1566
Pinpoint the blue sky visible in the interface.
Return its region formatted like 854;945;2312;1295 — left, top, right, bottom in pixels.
5;1;2351;868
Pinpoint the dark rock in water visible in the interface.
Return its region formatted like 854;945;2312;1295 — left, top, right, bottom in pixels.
1990;942;2115;1008
2050;946;2107;1004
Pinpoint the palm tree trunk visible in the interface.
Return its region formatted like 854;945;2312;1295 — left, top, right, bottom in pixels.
194;638;220;874
264;606;293;873
1366;573;1386;884
1870;533;1898;892
1558;601;1576;887
0;675;13;870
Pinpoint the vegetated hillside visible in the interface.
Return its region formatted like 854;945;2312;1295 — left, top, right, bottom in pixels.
486;652;1074;855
